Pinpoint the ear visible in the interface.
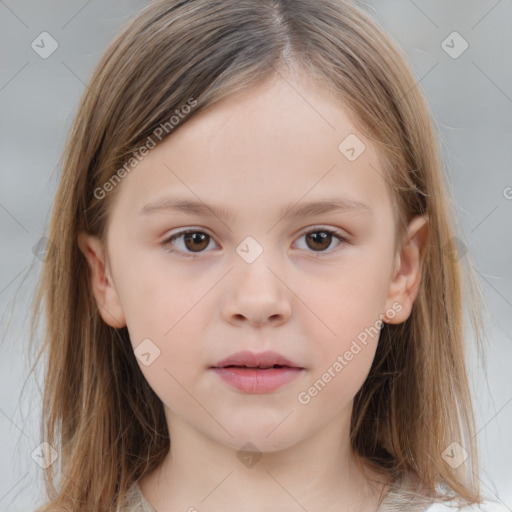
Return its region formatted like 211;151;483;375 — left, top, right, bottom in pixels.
77;232;126;329
383;215;429;324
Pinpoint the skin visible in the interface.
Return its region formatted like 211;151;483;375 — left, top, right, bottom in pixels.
79;68;428;512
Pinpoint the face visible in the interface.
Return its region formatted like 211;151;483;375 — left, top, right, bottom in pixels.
80;71;427;454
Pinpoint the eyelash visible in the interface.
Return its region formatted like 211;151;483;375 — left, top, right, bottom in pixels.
161;226;347;258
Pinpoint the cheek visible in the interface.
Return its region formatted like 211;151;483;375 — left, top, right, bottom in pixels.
112;263;212;402
291;253;389;405
296;327;380;413
114;252;205;343
125;301;208;416
293;257;390;347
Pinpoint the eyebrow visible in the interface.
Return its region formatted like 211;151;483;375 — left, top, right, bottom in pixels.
138;195;373;221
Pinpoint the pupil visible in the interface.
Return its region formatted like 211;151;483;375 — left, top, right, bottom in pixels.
307;231;330;251
185;232;209;252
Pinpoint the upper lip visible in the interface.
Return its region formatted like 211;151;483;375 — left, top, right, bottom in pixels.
211;350;303;369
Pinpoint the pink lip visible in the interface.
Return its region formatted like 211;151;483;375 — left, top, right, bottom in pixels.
210;350;304;393
212;350;302;369
211;367;303;393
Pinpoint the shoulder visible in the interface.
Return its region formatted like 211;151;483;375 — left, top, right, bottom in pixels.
122;482;157;512
379;476;509;512
425;501;510;512
381;473;510;512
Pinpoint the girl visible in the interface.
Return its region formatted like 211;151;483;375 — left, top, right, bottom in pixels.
29;0;502;510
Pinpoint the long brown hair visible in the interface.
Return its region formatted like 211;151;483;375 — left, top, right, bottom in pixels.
29;0;486;509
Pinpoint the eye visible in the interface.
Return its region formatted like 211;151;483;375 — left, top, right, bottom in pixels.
162;226;347;258
162;229;218;258
294;227;346;255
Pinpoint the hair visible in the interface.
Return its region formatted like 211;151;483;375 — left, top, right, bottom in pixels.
28;0;487;510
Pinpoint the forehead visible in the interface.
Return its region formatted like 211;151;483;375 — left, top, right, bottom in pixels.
109;74;393;227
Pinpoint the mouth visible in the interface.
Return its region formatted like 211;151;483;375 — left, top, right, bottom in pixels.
221;364;292;369
210;351;304;393
211;350;303;370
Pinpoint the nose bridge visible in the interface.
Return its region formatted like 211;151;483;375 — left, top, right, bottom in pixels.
223;236;292;326
235;240;281;297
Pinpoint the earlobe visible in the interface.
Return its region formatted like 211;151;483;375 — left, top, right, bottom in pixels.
383;215;429;324
77;232;126;329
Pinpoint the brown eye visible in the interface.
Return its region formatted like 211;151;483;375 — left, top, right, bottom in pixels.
183;232;210;252
305;231;333;251
163;227;345;258
295;228;346;255
163;229;217;257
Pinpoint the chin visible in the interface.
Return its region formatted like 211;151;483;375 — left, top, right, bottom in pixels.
208;420;304;453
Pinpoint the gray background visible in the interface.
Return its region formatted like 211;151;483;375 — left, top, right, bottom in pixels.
1;1;511;510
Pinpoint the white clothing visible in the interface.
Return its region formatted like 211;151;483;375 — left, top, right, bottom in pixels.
124;482;509;512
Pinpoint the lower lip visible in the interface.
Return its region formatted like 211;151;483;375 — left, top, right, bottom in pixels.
211;366;303;393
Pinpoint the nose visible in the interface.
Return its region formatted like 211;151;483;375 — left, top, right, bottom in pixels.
222;256;292;328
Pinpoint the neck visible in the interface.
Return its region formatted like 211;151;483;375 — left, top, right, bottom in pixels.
139;407;389;512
